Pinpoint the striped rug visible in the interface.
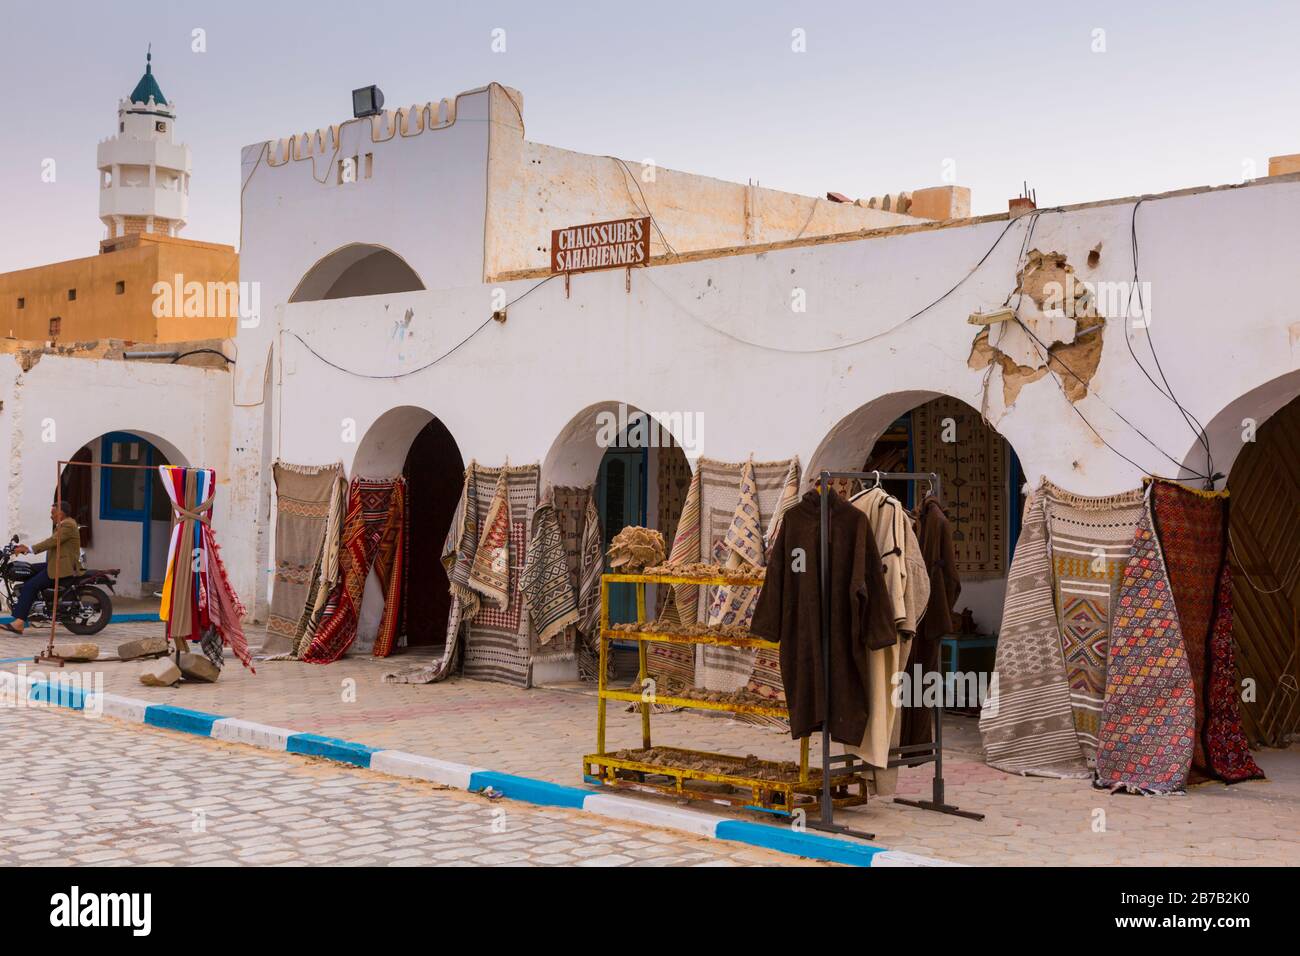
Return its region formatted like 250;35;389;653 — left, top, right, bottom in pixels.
1041;480;1145;764
980;488;1091;777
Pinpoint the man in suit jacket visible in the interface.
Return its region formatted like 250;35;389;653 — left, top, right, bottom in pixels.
5;501;84;634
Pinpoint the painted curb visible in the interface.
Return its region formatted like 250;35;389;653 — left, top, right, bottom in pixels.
3;670;955;867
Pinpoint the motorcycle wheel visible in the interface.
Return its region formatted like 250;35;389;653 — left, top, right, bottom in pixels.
63;586;113;636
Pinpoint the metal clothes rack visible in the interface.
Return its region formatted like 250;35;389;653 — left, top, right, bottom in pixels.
810;469;984;839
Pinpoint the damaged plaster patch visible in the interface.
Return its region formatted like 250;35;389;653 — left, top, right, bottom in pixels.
969;249;1105;408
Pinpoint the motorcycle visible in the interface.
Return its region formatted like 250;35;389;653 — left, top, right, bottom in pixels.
0;535;118;636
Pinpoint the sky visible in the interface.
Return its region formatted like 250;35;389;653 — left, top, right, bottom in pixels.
1;0;1298;273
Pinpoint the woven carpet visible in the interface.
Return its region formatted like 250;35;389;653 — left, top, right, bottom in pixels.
698;457;801;693
1095;496;1196;794
1150;480;1264;783
264;462;344;658
301;477;406;664
549;485;605;682
291;469;348;659
1204;563;1265;782
979;488;1090;777
912;396;1008;579
1041;479;1145;764
521;491;578;655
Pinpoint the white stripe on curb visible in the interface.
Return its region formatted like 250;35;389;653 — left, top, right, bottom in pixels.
211;717;296;751
369;751;482;790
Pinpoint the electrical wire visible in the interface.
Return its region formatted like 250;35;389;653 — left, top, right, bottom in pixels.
285;273;560;380
607;156;679;257
1123;198;1218;483
642;212;1030;355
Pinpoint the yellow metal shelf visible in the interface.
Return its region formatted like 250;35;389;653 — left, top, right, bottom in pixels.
601;627;779;651
599;687;790;718
587;569;872;815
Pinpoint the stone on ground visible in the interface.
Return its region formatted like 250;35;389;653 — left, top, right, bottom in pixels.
139;658;181;687
51;642;99;662
118;636;168;661
177;652;220;683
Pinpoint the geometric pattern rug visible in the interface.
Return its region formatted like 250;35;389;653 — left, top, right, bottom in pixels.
1095;495;1196;794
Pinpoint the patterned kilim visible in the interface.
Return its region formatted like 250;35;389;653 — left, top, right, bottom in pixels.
1204;564;1265;783
1042;479;1145;763
302;477;406;663
457;465;539;686
647;470;701;694
912;396;1008;579
265;462;343;656
292;470;348;658
979;488;1090;777
469;471;512;610
1095;497;1196;794
520;494;579;652
1149;480;1225;776
698;457;800;693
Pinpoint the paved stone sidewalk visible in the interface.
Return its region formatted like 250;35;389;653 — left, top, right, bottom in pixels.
0;706;820;866
3;624;1298;865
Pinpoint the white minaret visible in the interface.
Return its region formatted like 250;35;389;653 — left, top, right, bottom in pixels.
97;49;191;242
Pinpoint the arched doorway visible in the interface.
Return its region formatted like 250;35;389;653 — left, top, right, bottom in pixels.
57;430;186;599
401;417;463;646
543;401;693;665
352;407;463;652
811;392;1025;642
1223;391;1300;745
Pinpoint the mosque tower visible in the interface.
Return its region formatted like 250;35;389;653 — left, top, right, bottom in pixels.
97;48;191;243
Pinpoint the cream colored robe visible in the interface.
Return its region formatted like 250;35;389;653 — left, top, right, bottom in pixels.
845;492;931;793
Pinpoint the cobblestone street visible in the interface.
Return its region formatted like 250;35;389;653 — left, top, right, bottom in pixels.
3;623;1298;866
0;705;818;867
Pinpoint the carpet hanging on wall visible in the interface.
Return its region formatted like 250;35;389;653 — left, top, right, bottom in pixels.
383;463;540;687
979;488;1090;777
1148;479;1263;784
300;476;406;664
1041;479;1146;764
520;489;579;655
264;462;344;658
158;465;253;672
1094;492;1196;794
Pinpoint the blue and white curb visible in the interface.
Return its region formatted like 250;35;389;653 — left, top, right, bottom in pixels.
0;669;954;867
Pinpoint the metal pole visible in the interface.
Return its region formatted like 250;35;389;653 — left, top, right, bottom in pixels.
818;471;832;825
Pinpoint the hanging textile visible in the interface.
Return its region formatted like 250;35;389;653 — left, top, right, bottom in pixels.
291;468;348;658
576;492;606;681
520;491;579;649
158;465;254;672
647;470;702;694
1148;480;1264;783
469;471;513;610
300;477;406;664
979;490;1090;777
383;463;539;686
1203;564;1265;782
264;462;344;657
1095;494;1196;794
912;397;1008;578
750;489;897;743
846;488;925;770
1042;480;1145;763
900;494;961;748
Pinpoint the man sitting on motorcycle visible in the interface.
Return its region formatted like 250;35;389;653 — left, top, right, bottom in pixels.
3;501;83;635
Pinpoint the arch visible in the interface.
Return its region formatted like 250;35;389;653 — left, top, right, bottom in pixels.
54;429;190;600
810;390;1028;637
288;243;426;303
543;400;695;629
351;406;465;650
1178;368;1300;488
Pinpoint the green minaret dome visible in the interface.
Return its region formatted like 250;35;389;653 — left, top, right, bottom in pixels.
128;48;167;106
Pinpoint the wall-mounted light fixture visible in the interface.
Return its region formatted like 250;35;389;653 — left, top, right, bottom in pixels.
352;86;385;118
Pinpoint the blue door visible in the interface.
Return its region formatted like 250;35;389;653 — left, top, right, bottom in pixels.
596;447;647;624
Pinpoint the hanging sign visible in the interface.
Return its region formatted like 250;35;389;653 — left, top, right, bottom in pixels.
550;216;651;275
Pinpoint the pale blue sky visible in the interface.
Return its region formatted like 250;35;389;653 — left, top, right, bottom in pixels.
2;0;1297;273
